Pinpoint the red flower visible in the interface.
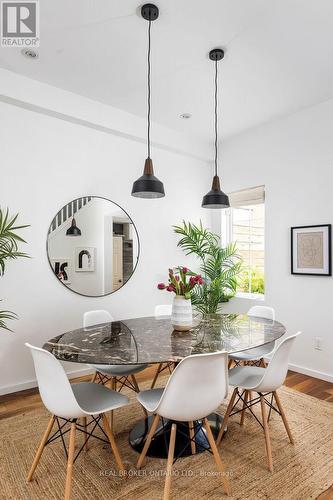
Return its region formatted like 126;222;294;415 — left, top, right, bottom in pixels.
175;275;180;281
182;267;188;274
166;285;174;292
157;283;166;290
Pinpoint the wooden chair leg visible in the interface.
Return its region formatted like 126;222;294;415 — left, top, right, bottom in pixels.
90;372;98;383
240;390;248;425
27;415;55;481
273;391;294;444
163;423;177;500
203;419;231;496
137;414;160;469
189;421;196;454
260;395;273;472
101;414;125;472
216;388;238;446
64;422;76;500
151;363;163;389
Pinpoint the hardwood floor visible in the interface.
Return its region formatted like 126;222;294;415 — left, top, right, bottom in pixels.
0;368;332;499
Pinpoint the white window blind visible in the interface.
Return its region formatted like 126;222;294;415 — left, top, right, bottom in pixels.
228;185;265;208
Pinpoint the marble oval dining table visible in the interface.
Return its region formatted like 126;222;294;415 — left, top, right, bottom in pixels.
44;313;286;459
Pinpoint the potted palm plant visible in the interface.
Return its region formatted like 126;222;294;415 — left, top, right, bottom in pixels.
0;208;29;331
173;221;242;315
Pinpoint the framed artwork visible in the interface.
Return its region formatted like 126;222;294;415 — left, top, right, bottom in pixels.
51;259;72;284
75;247;95;272
291;224;331;276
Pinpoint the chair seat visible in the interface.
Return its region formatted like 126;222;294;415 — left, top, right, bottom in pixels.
90;363;147;377
229;366;266;390
229;341;275;362
137;388;164;413
71;382;129;415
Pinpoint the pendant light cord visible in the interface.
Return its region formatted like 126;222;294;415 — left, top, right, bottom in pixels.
214;59;218;177
147;19;151;159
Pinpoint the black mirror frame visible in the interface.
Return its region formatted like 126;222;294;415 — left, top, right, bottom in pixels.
46;196;140;297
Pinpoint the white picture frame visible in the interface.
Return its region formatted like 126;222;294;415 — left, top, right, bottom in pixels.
75;247;95;272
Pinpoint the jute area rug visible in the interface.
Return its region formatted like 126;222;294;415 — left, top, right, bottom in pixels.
0;378;332;500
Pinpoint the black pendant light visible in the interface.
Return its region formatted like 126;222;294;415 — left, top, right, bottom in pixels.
202;48;230;209
131;3;165;199
66;217;81;236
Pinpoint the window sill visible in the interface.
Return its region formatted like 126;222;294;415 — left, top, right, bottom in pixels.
235;291;265;301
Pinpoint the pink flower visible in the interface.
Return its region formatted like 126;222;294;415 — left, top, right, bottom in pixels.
157;283;166;290
182;267;188;274
166;285;174;292
175;275;180;281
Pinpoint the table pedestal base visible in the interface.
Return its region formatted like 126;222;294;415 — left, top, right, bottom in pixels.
129;412;224;459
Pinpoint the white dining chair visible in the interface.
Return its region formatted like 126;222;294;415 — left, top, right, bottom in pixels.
136;351;231;499
84;310;147;393
150;304;174;389
25;343;129;500
217;332;301;472
228;306;276;368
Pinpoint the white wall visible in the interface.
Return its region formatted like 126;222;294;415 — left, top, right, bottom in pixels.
0;73;210;395
221;99;333;382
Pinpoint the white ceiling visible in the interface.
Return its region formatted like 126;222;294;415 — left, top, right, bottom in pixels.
1;0;333;142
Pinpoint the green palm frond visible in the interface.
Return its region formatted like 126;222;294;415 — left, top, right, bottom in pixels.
0;309;18;332
173;221;218;260
174;220;243;314
0;208;30;276
0;208;30;332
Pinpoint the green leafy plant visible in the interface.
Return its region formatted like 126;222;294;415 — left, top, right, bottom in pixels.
173;221;242;314
0;208;29;331
239;267;265;295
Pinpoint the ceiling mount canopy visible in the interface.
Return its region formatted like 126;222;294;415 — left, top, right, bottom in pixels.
131;3;165;199
202;48;230;209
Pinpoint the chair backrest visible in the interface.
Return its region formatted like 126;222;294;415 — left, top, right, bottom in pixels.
25;343;86;419
154;304;172;317
83;309;114;327
155;351;229;421
248;305;275;321
255;332;301;392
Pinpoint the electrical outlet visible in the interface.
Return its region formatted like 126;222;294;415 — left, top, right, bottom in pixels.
314;337;323;350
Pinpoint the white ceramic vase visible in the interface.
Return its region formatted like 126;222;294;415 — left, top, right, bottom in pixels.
171;295;193;331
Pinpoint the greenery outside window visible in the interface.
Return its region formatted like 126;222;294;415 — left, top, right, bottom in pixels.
222;186;265;297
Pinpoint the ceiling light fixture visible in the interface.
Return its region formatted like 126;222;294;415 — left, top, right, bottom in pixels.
66;217;81;236
131;3;165;199
202;48;230;209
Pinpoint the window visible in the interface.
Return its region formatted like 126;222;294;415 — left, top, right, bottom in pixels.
222;186;265;297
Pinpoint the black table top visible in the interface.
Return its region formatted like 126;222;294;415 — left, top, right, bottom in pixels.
43;313;286;365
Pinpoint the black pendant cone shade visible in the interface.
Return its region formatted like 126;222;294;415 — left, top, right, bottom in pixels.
202;175;229;209
202;48;230;209
66;217;81;236
132;158;165;198
131;4;165;199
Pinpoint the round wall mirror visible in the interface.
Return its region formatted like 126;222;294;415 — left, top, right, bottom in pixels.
47;196;140;297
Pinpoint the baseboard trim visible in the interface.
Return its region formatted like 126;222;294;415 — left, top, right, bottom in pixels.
288;363;333;383
0;366;93;396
